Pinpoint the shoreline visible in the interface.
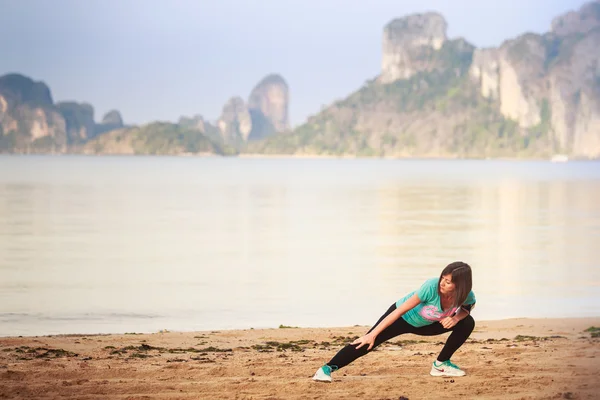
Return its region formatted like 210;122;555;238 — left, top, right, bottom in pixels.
1;152;593;161
1;317;598;399
2;316;599;339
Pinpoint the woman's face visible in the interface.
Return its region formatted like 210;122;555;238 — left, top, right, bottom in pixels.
440;274;456;295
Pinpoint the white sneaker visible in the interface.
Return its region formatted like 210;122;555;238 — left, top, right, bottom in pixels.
429;360;466;377
312;365;333;382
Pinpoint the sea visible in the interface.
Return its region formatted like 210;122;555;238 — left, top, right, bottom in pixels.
1;155;599;336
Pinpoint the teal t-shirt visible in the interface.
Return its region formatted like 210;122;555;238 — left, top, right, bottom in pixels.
396;278;476;328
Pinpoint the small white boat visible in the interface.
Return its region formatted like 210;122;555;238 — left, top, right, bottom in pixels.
551;154;568;162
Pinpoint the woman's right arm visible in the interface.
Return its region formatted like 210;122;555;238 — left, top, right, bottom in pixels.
352;293;421;350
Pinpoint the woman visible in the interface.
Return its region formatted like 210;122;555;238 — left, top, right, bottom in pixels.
313;261;476;382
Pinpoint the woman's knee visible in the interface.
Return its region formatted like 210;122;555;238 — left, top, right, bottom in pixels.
457;314;475;333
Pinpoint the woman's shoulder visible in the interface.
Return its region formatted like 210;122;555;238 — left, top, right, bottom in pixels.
418;277;439;290
424;277;439;285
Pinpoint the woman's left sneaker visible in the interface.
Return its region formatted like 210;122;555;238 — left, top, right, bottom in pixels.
430;359;466;377
312;365;333;382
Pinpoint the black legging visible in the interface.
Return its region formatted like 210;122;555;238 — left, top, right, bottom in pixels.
327;303;475;370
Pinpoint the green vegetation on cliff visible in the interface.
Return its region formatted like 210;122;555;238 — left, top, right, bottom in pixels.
81;122;236;156
0;131;63;153
2;1;598;158
245;39;553;159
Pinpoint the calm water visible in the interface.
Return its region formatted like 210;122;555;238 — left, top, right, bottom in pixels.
1;155;599;337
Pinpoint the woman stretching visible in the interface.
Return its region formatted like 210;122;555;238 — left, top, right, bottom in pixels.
313;261;476;382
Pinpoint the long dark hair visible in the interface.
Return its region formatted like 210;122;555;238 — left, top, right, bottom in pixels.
438;261;472;308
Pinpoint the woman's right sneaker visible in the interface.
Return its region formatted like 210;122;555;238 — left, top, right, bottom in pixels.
429;359;466;377
312;365;334;382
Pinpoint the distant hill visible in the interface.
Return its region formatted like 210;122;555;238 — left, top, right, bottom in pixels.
73;122;234;156
245;1;600;159
0;72;288;156
1;1;599;158
0;74;125;153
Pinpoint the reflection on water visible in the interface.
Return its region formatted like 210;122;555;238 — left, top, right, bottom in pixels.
372;179;600;316
0;156;599;336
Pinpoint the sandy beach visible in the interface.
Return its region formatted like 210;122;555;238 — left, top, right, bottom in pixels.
1;317;598;400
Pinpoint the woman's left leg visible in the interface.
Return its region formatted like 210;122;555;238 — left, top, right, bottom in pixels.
410;315;475;362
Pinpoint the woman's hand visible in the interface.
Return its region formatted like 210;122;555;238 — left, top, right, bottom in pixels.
351;333;377;351
440;316;459;329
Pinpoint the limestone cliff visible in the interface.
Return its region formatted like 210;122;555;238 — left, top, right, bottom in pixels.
0;73;129;152
0;74;67;152
468;1;600;156
181;74;290;147
102;110;123;126
95;110;124;135
217;96;252;144
247;74;289;139
57;102;96;143
379;13;448;83
550;28;600;156
551;0;600;36
469;48;500;100
249;2;600;159
0;70;290;155
3;1;599;158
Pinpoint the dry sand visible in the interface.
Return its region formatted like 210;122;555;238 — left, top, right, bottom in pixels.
1;317;599;400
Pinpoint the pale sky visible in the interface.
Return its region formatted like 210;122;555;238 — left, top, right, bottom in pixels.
0;0;589;127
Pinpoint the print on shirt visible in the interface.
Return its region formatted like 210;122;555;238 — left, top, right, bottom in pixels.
419;305;459;321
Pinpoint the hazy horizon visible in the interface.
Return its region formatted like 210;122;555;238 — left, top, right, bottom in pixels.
0;0;589;128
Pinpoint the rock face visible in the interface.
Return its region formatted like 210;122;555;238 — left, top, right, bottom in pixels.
3;3;599;159
500;33;547;128
57;102;96;143
247;74;289;139
0;74;67;152
251;1;600;159
101;110;123;127
183;74;290;147
549;28;600;156
379;13;448;83
469;48;500;100
0;73;127;152
551;0;600;36
217;96;252;143
468;1;600;156
470;40;543;128
0;73;53;107
95;110;124;135
0;70;291;154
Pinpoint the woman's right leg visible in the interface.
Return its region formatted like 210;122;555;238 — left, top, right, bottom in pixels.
410;315;475;362
326;303;412;370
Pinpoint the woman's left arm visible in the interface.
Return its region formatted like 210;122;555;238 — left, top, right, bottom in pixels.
440;302;475;329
